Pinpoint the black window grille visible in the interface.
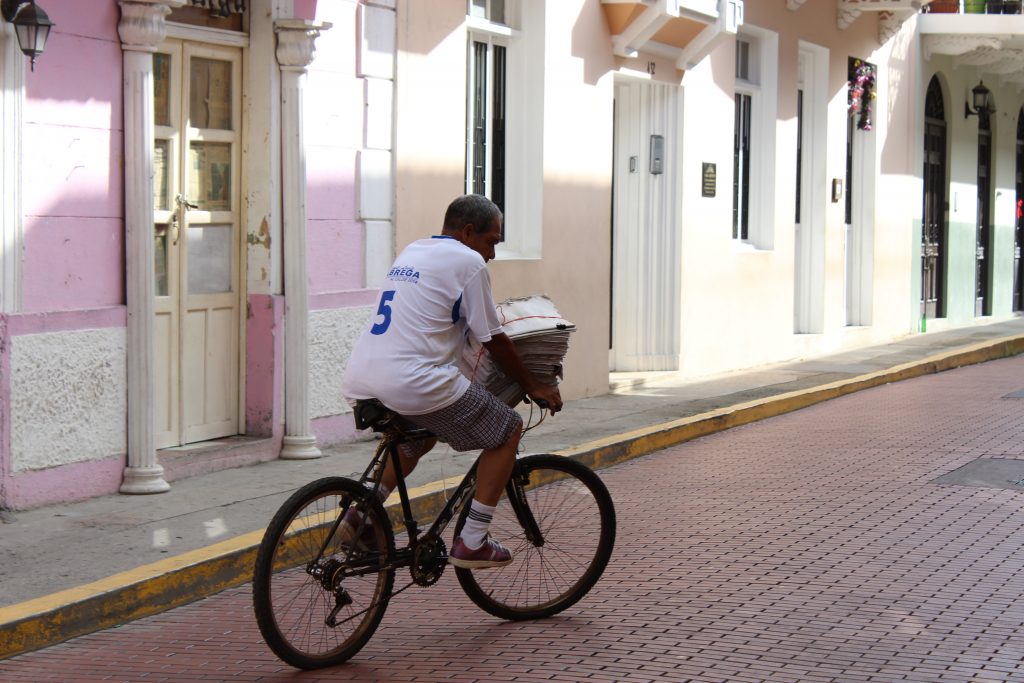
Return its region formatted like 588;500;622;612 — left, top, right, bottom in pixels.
189;0;245;17
469;41;487;198
733;93;752;240
466;38;507;240
795;88;803;224
491;44;506;224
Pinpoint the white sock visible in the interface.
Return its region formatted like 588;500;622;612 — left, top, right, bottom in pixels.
461;500;496;549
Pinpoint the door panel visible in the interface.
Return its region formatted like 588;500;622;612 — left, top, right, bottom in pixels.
977;123;992;316
183;304;237;442
610;81;680;372
154;309;176;437
922;117;947;320
154;40;242;448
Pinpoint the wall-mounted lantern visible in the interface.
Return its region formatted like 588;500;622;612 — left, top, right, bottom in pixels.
1;0;53;71
964;80;995;121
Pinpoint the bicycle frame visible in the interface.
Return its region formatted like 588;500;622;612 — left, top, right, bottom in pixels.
316;426;546;574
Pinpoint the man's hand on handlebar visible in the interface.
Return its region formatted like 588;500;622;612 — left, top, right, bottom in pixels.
527;384;563;415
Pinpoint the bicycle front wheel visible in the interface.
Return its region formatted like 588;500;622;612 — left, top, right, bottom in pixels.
252;477;394;669
454;454;616;620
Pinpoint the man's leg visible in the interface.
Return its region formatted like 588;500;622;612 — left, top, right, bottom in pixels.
341;437;435;548
450;423;522;568
471;423;522;506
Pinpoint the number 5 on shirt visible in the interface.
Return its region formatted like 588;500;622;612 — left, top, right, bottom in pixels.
371;290;396;335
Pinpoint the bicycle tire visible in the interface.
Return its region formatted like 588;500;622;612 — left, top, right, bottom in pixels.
454;454;615;620
252;477;394;669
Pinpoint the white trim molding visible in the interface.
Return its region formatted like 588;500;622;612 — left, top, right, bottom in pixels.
837;0;928;33
118;0;183;495
275;18;331;460
1;22;24;313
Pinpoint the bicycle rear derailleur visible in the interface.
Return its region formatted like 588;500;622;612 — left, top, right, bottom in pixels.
410;535;447;586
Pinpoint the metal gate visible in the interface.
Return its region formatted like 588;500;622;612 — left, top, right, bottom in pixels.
977;115;993;317
922;76;946;320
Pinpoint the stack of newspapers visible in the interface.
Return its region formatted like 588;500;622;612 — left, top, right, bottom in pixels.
461;295;576;406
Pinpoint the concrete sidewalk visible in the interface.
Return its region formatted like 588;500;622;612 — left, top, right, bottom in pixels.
2;317;1023;659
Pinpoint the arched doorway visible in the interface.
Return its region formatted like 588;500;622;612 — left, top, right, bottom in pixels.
977;104;994;317
922;76;947;320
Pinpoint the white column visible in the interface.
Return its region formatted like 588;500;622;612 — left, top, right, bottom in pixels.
276;19;330;459
1;22;24;313
118;0;181;493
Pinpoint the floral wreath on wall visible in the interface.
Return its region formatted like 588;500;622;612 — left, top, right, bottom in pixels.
848;58;877;132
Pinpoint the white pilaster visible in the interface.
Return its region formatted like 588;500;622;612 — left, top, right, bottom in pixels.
118;0;181;493
276;19;330;459
1;22;24;313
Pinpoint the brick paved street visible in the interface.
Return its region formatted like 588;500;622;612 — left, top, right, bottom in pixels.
3;356;1024;682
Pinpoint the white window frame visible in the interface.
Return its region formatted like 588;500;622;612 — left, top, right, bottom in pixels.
732;26;777;251
1;22;24;312
465;0;543;260
465;29;508;208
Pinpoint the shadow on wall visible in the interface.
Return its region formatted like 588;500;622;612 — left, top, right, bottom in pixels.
397;1;465;56
570;0;617;86
19;2;128;312
879;24;915;176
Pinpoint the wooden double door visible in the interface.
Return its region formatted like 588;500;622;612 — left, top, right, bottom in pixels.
152;41;242;448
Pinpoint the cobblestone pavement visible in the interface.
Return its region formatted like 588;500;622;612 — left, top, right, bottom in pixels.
3;356;1024;683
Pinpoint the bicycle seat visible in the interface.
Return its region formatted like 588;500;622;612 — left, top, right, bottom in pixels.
353;399;394;431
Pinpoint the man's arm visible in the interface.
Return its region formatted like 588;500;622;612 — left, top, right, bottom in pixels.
482;332;564;413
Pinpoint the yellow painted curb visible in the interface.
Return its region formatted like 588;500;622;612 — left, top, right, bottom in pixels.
1;333;1022;660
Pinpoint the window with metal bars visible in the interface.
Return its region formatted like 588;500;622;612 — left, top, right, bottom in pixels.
733;93;752;240
732;37;756;241
466;2;508;239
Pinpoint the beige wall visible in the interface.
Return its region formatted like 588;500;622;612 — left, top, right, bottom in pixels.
394;1;957;395
395;0;615;399
674;3;922;377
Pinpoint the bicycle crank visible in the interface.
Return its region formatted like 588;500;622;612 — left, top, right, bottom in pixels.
410;536;447;586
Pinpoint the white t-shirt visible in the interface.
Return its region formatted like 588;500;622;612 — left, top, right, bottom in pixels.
342;236;504;415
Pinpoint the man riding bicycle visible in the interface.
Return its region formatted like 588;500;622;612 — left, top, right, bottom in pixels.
342;194;563;568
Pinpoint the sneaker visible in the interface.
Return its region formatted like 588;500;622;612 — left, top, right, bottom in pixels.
337;506;377;551
449;535;514;569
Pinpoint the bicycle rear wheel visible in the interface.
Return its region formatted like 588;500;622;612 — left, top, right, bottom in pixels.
454;454;615;620
252;477;394;669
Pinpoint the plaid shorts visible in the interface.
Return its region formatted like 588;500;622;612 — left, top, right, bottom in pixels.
401;382;522;453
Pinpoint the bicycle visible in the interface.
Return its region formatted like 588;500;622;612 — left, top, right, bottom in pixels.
252;397;617;670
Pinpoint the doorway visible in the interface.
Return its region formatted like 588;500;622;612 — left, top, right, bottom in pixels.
794;44;827;334
152;41;243;448
977;112;993;317
1014;107;1023;313
921;76;947;320
843;58;876;327
610;80;680;372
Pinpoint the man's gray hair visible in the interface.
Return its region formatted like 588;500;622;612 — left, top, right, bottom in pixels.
443;194;503;234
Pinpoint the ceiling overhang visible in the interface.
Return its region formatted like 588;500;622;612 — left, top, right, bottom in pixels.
920;12;1024;85
789;0;930;43
601;0;744;71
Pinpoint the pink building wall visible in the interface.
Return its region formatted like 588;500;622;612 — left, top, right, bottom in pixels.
304;0;368;297
21;0;124;313
0;1;127;509
1;0;395;509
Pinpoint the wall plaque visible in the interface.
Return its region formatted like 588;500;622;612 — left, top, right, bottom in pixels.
702;162;716;198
